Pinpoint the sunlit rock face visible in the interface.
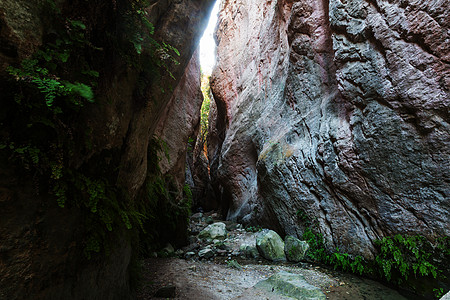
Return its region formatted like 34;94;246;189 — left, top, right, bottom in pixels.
210;0;449;258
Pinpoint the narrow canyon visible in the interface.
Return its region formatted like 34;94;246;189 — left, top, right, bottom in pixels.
0;0;448;299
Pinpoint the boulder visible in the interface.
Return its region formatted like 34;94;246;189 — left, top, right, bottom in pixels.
284;236;309;262
240;243;259;259
253;271;326;300
256;230;286;261
198;222;227;240
441;291;450;300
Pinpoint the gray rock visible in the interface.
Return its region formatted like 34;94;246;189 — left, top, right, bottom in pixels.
198;222;227;240
214;240;230;250
191;212;203;221
198;248;214;259
441;291;450;300
184;252;196;259
253;271;326;300
162;243;175;255
256;230;286;261
284;236;309;262
205;216;214;224
240;243;259;259
182;242;199;253
217;249;228;256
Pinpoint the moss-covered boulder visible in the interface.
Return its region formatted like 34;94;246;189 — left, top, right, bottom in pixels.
284;235;309;262
254;271;326;300
256;229;286;261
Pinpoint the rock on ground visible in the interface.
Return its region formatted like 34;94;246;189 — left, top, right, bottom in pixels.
199;222;227;240
285;236;309;262
256;230;286;262
253;271;326;300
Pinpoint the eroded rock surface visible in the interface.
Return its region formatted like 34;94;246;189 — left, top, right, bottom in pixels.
210;0;449;258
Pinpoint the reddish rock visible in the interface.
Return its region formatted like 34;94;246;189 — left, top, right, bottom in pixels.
210;0;449;259
155;49;203;195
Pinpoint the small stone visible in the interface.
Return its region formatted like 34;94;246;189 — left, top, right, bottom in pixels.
191;212;203;221
205;216;214;224
226;222;239;231
182;242;199;253
188;236;197;244
198;248;214;259
162;243;175;255
175;249;184;256
188;265;197;271
217;249;228;256
154;284;176;298
184;252;196;259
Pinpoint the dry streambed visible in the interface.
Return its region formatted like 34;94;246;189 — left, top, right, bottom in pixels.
137;213;416;299
137;257;411;299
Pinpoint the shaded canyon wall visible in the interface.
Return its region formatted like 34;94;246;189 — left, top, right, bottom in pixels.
209;0;449;258
0;0;213;298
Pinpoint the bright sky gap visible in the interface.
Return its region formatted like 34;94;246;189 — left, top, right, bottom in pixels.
199;1;220;75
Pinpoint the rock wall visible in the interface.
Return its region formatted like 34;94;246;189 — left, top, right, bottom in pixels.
210;0;449;258
155;49;203;198
0;0;214;298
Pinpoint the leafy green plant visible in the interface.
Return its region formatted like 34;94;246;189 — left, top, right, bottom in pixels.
301;226;449;298
198;74;212;150
374;234;438;283
124;1;180;80
245;225;263;233
226;259;242;270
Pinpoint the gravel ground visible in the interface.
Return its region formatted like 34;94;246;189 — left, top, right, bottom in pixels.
137;214;421;299
136;257;411;299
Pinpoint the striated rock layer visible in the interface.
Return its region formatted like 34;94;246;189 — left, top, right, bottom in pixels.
210;0;449;258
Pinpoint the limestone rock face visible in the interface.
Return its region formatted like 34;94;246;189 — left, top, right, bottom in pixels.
210;0;450;258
